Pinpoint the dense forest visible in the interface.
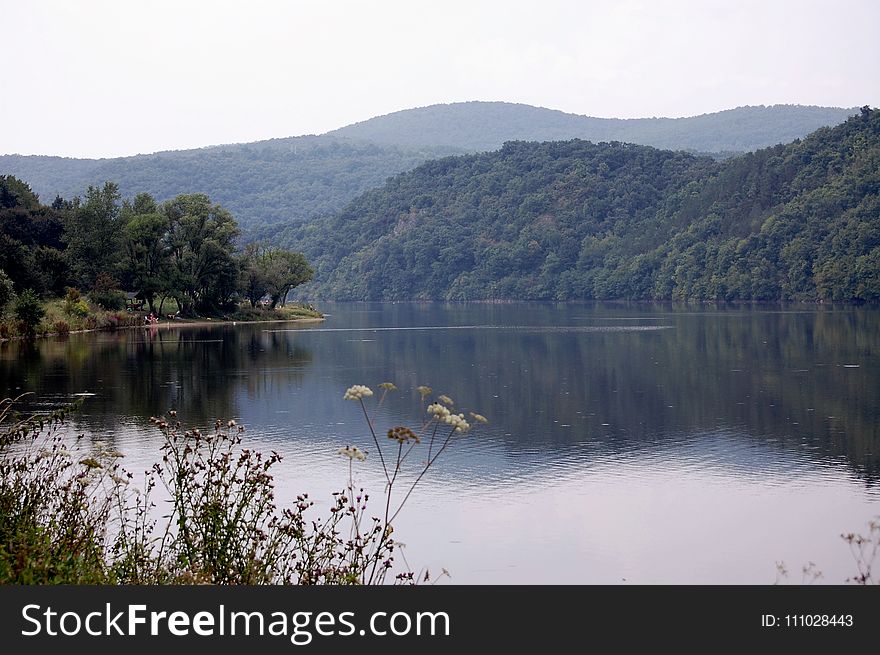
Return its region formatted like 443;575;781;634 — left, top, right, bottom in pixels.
328;102;856;153
281;107;879;302
1;104;853;236
0;138;461;232
0;176;313;323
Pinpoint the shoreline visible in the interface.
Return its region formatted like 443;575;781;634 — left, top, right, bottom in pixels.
141;316;325;329
0;315;325;343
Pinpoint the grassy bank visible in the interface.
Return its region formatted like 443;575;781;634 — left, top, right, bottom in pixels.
0;297;323;341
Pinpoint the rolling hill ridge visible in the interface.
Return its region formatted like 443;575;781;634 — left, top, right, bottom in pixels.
0;103;856;234
328;101;856;153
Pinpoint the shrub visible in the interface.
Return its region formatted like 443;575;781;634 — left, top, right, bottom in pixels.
89;274;126;311
63;288;82;315
13;290;44;337
95;312;136;330
70;299;90;318
88;289;126;311
53;320;70;336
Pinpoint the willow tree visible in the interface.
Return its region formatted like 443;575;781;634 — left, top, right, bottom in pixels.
163;194;240;315
238;245;313;309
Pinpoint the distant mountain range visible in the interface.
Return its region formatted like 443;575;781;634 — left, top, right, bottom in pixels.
328;101;857;153
0;102;857;231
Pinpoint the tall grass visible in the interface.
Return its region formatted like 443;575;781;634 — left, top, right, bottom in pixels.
0;384;485;584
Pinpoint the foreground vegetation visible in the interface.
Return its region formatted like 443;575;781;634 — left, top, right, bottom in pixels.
0;385;484;584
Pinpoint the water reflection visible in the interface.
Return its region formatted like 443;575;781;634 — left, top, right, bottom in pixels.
2;303;879;481
0;325;313;436
269;302;880;482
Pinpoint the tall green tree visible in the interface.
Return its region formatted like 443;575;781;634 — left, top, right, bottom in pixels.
261;249;313;308
163;194;240;314
238;243;270;307
120;204;171;315
64;182;122;289
0;176;67;295
237;245;313;308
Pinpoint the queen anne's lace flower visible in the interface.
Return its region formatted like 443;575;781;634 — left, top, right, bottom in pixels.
444;413;470;433
427;403;451;419
343;385;373;401
338;445;367;461
387;426;420;443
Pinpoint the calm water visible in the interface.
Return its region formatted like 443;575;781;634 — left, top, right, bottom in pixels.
2;302;879;583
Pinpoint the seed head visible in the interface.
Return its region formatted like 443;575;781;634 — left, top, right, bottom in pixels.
343;385;374;401
338;445;367;461
387;426;420;444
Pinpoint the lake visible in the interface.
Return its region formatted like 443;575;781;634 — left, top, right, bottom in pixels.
2;302;878;584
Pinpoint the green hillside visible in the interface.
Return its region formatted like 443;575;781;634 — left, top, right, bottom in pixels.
0;137;461;230
285;107;879;302
0;103;854;236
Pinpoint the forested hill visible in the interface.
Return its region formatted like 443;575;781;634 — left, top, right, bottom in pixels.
0;103;854;235
0;137;461;230
285;108;880;302
328;102;856;153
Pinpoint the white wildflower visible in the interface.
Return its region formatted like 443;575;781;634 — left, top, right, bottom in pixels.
427;403;451;419
343;385;374;401
444;413;470;433
338;445;367;461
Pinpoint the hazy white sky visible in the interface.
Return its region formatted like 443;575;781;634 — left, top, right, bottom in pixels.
2;0;878;158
